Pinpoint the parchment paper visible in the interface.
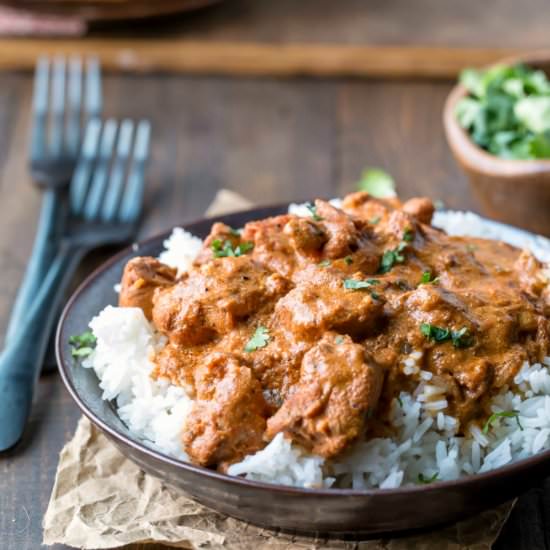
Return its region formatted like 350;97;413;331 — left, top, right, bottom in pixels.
43;189;514;549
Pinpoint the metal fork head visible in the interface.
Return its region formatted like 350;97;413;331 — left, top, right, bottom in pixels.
66;118;152;248
29;56;102;189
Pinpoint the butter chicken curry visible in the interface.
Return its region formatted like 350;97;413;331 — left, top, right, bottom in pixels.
118;192;550;470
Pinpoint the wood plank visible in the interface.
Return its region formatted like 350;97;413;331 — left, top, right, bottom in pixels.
0;71;546;550
0;40;527;79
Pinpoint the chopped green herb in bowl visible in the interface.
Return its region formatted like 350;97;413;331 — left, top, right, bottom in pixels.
455;63;550;160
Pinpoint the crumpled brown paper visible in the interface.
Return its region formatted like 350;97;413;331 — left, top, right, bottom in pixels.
43;189;514;549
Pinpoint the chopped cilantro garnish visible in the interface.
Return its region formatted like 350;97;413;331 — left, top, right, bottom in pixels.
229;227;242;236
482;410;523;434
344;256;353;265
306;203;323;222
397;396;403;407
369;216;381;225
417;472;439;484
244;326;270;352
344;278;379;290
420;324;473;348
379;242;407;274
69;330;97;359
451;327;474;348
335;335;345;345
356;168;397;198
420;323;450;342
212;239;254;258
318;259;331;267
420;271;439;285
403;228;414;242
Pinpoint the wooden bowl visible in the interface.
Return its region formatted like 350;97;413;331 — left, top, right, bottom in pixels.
56;204;550;537
443;51;550;236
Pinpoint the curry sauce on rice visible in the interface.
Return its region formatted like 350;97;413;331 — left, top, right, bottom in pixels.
82;192;550;488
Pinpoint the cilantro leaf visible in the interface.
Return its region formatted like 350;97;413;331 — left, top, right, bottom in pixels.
244;326;270;352
369;216;381;225
482;410;523;434
420;323;450;342
344;256;353;265
357;168;397;198
306;203;323;222
318;259;331;267
420;324;473;348
212;239;254;258
456;63;550;160
379;242;407;273
417;472;439;484
420;271;439;285
69;330;97;359
403;228;414;242
343;278;379;290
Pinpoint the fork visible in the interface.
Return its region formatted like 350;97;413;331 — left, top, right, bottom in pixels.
0;117;151;452
4;57;102;344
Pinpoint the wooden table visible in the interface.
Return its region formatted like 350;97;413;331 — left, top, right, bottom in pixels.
0;70;548;549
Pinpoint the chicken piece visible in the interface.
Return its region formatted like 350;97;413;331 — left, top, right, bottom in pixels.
514;250;549;299
241;215;297;278
283;217;327;253
341;191;402;223
182;353;268;467
314;199;370;259
118;257;176;319
274;269;384;339
402;197;435;225
265;333;383;458
152;255;288;345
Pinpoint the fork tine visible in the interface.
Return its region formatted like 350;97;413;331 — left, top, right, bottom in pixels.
83;119;118;221
118;120;151;223
84;57;102;121
49;56;66;157
70;118;102;215
29;57;49;163
66;57;82;157
101;119;134;222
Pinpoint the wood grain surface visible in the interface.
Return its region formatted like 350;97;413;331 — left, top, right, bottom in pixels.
0;71;546;550
0;0;550;77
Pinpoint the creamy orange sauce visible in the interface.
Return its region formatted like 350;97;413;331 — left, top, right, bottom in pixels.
118;192;550;470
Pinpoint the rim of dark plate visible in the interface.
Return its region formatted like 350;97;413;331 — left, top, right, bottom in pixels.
56;202;550;497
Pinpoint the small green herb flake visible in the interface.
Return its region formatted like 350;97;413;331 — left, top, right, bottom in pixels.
369;216;381;225
69;330;97;359
212;239;254;258
397;396;403;407
379;242;407;274
318;259;331;267
403;228;414;242
357;168;397;198
420;324;473;348
451;327;473;348
335;335;345;345
482;410;523;434
417;472;439;484
420;323;450;342
344;278;379;290
420;271;439;285
306;203;323;222
229;227;242;236
344;256;353;265
466;244;478;253
245;326;270;352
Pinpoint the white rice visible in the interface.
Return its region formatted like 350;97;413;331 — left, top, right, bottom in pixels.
82;206;550;489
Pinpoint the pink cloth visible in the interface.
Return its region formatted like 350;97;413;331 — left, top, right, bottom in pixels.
0;6;86;35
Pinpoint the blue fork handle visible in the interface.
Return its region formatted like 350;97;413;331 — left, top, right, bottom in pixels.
4;189;63;342
0;244;86;452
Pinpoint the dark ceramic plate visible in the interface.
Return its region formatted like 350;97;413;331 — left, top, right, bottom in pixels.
56;204;550;537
